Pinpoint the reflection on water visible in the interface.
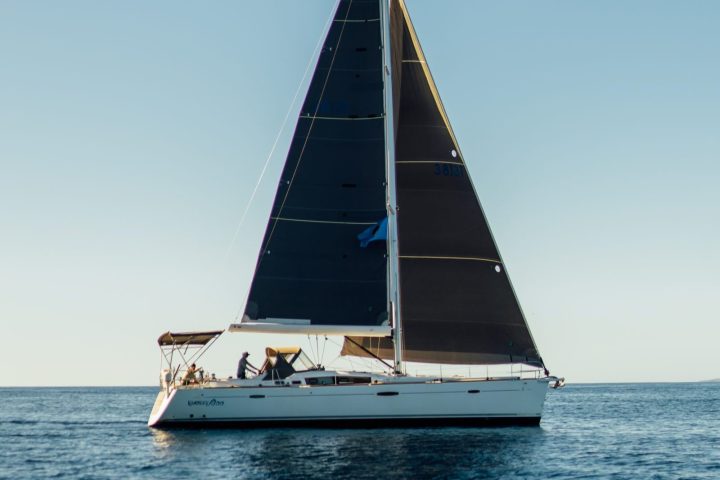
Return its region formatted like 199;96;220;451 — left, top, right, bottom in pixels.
149;429;177;454
142;384;720;479
150;427;547;479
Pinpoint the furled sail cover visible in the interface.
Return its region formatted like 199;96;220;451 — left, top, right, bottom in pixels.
343;0;542;365
243;0;388;327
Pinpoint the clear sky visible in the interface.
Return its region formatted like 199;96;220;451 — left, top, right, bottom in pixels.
2;0;719;386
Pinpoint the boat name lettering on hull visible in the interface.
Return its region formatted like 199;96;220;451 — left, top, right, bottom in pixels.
187;399;224;407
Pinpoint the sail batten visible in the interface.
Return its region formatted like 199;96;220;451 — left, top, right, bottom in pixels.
270;217;377;226
298;115;385;121
398;256;501;263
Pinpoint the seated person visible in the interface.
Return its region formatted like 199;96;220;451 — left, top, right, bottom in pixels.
182;363;199;385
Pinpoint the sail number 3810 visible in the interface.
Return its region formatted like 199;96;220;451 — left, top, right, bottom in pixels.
434;163;464;177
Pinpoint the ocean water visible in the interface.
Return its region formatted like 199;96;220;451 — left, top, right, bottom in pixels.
1;383;718;479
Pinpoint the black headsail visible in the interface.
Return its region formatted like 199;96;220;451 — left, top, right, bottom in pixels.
242;0;389;329
343;0;543;366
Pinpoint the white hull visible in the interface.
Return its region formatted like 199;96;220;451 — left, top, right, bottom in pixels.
148;374;552;428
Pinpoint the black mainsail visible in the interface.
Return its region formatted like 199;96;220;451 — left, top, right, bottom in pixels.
241;0;542;367
243;0;389;328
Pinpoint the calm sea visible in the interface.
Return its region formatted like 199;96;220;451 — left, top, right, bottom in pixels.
1;383;718;479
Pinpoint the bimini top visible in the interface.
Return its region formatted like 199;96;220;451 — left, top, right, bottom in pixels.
157;330;224;347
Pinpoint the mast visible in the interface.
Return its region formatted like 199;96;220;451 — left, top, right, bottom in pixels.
380;0;403;374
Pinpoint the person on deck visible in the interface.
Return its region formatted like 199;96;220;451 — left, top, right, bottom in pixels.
237;352;258;379
182;363;199;385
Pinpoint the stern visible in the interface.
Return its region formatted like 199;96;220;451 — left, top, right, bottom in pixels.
148;389;175;427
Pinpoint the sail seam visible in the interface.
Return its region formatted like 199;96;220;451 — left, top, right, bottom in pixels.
399;256;501;264
317;67;382;72
300;115;384;121
270;216;376;225
334;18;380;23
396;161;463;165
257;277;384;284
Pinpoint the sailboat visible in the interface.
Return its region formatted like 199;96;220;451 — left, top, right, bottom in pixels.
148;0;561;428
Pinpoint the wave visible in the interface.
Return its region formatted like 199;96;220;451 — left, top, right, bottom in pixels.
1;419;146;426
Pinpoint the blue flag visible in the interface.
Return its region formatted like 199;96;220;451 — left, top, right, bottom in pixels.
357;217;388;248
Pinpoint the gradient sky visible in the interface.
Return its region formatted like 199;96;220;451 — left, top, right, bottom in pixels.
2;0;718;386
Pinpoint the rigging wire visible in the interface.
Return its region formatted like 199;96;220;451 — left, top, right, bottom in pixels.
255;0;353;272
325;336;389;374
307;334;317;365
320;335;328;367
315;335;320;367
